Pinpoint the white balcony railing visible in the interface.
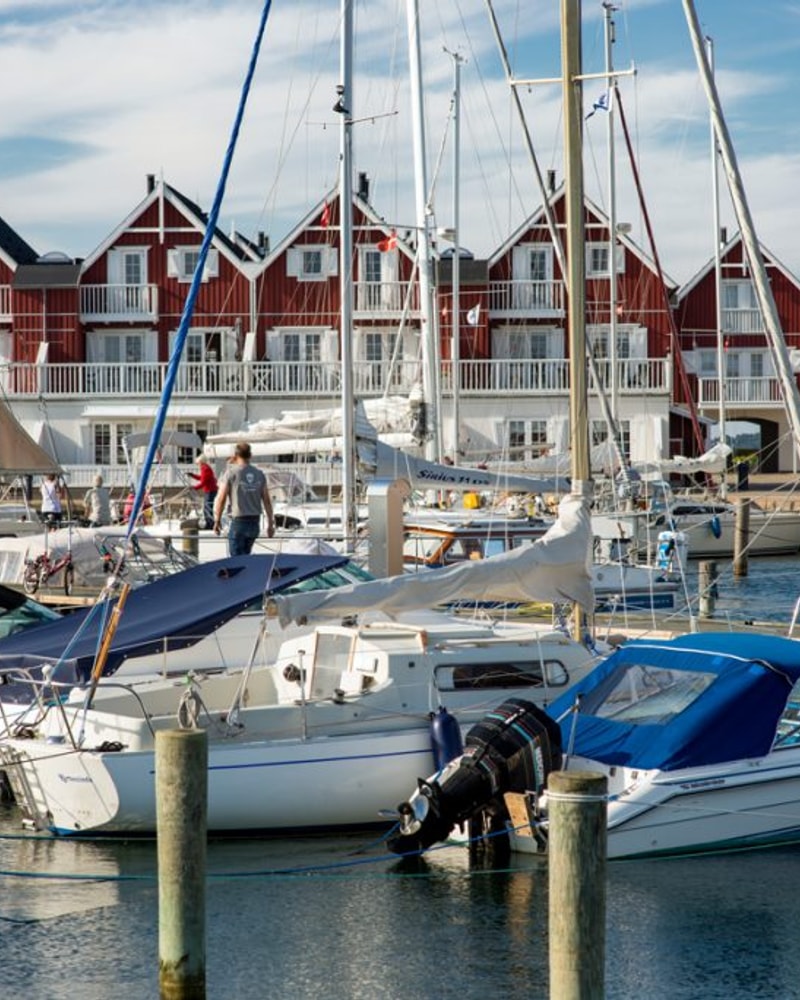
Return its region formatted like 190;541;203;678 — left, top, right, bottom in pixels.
698;376;784;407
80;284;159;321
489;280;564;315
354;281;419;314
721;308;763;334
1;356;671;400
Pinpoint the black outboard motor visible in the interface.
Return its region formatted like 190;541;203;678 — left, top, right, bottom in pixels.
387;698;562;855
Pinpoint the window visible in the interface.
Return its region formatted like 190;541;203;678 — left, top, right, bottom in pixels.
581;663;714;725
287;245;337;282
750;352;764;378
592;419;630;460
436;659;570;692
176;422;196;465
586;242;625;277
507;419;548;461
93;422;133;465
167;247;219;283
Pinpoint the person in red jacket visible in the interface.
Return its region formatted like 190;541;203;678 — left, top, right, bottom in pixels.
188;455;218;530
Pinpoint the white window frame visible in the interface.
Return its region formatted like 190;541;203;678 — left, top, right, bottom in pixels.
167;246;219;283
287;245;338;282
586;242;625;277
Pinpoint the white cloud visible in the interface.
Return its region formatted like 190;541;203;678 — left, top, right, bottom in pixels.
0;0;797;291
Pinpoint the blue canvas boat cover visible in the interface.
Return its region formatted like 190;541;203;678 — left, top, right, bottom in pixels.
0;552;347;683
548;631;800;771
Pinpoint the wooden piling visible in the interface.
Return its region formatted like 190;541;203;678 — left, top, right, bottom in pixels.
733;497;750;578
157;729;208;1000
548;770;607;1000
698;561;718;618
180;518;200;558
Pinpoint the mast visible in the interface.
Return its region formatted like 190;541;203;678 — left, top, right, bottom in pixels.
407;0;441;461
707;35;727;499
684;0;800;464
603;3;619;427
448;49;465;462
562;0;590;487
338;0;356;547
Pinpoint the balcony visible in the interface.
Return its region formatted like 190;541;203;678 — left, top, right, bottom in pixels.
80;284;159;322
489;280;564;317
1;356;671;401
722;308;763;334
698;376;785;408
0;284;10;322
354;281;420;317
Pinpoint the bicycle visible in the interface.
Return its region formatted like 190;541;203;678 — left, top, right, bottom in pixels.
22;547;75;596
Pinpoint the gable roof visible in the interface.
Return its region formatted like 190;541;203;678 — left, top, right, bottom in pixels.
259;184;422;276
676;231;800;301
488;184;677;290
0;215;38;271
80;177;257;274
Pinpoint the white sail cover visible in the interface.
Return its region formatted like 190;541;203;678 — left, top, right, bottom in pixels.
638;441;732;477
274;493;593;627
363;440;567;494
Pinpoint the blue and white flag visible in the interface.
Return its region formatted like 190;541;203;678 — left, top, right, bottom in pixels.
586;91;611;119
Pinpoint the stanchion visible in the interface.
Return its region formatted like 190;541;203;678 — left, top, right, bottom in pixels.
157;729;208;1000
548;770;607;1000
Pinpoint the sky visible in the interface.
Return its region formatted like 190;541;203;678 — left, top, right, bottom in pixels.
0;0;799;285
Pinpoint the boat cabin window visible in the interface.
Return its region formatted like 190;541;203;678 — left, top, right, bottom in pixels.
436;659;569;692
582;663;714;726
774;682;800;749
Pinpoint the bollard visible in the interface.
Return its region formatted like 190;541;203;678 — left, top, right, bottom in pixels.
157;729;208;1000
548;770;607;1000
180;518;200;558
698;560;718;618
733;497;750;578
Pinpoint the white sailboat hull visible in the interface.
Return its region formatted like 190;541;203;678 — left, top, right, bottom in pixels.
3;728;437;835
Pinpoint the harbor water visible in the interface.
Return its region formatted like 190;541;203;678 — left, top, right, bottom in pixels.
3;555;800;999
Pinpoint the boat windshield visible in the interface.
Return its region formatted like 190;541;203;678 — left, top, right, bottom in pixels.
0;589;62;639
581;663;714;726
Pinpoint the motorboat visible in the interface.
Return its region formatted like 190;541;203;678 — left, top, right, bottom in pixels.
0;614;605;836
387;631;800;860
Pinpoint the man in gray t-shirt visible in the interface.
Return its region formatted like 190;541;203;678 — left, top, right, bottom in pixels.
213;441;275;555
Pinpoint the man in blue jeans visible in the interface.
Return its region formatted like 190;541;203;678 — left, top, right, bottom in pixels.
212;441;275;555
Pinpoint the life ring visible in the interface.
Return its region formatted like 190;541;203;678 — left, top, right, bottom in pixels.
709;515;721;539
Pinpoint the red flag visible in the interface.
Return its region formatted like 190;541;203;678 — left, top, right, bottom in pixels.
377;230;397;253
320;201;331;228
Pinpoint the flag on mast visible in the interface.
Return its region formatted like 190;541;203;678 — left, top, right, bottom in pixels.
585;91;611;119
466;303;481;326
320;201;331;228
377;230;398;252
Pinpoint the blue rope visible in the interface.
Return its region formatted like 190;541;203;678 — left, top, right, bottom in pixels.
125;0;274;534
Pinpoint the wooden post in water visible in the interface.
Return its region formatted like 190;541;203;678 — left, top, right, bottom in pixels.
733;497;750;578
548;770;607;1000
698;560;718;618
180;518;200;558
157;729;208;1000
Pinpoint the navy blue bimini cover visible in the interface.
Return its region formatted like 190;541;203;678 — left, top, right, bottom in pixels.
0;553;346;683
548;632;800;771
